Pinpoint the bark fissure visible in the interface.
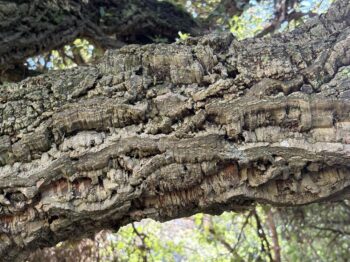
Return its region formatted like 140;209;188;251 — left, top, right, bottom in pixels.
0;0;350;260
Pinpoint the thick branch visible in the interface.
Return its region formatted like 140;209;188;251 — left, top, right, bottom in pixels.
0;0;199;78
0;0;350;260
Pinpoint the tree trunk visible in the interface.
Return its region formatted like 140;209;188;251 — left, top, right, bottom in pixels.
1;0;350;260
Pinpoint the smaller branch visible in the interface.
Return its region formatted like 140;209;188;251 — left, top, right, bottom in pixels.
253;209;274;262
309;225;350;236
205;0;250;30
340;200;350;215
327;232;341;247
257;11;317;37
209;227;236;253
206;215;245;260
131;223;149;262
266;208;281;262
231;210;253;252
302;233;325;262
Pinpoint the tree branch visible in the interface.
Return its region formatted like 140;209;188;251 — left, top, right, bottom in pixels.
205;0;250;29
0;0;200;80
266;208;281;262
0;0;350;260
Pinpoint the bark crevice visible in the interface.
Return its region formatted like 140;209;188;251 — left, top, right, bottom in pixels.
0;0;350;260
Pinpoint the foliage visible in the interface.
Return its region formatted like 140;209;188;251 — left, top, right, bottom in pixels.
29;201;350;262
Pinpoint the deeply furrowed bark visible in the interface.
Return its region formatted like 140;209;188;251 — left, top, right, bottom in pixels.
0;0;199;80
1;0;350;260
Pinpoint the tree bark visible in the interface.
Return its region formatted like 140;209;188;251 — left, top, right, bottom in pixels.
0;0;350;260
0;0;199;79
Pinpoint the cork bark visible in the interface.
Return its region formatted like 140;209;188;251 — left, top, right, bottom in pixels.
1;0;350;260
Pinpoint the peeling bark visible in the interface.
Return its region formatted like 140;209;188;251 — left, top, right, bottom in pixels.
0;0;350;260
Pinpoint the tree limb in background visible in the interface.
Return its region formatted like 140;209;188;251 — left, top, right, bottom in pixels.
266;208;281;262
205;0;251;29
0;0;200;81
257;0;318;37
253;209;273;261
